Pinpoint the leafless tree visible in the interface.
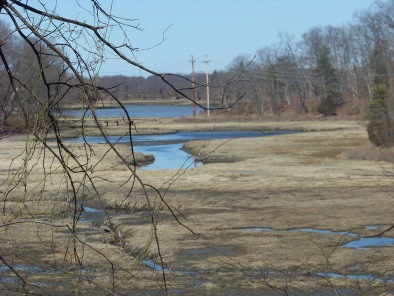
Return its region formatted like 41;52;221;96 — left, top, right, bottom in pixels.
0;1;248;294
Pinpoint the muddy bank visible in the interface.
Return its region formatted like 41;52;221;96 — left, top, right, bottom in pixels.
0;119;393;295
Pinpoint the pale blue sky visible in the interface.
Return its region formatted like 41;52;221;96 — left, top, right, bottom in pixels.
94;0;374;75
48;1;378;76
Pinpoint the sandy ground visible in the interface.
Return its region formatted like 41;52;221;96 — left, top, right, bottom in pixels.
0;118;393;295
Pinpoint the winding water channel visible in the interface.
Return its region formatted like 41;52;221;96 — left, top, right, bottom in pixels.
74;131;295;170
65;104;394;284
67;105;294;169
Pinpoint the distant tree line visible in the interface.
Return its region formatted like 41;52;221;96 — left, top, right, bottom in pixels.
223;0;394;118
1;0;394;144
98;1;394;119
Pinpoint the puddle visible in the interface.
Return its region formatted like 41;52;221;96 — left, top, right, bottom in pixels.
0;264;63;284
240;227;357;237
317;272;394;283
79;205;110;223
83;206;104;213
182;270;199;276
344;237;394;249
0;264;72;275
365;225;382;230
0;276;20;283
241;227;274;232
142;259;198;276
143;259;170;272
240;227;394;250
193;281;203;288
291;228;358;237
0;264;43;273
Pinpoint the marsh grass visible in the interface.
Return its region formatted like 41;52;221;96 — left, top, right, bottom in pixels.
343;144;394;162
102;199;152;212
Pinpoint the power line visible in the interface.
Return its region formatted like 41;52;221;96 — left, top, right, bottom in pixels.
190;55;196;117
205;55;210;117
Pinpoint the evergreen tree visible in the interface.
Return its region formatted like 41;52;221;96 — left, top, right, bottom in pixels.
313;46;342;115
366;47;393;146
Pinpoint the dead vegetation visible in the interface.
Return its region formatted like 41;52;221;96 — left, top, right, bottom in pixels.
343;144;394;162
1;119;394;295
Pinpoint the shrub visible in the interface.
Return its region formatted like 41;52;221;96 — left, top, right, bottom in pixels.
318;94;339;116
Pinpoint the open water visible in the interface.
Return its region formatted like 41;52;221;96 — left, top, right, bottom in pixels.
61;104;203;118
65;104;298;169
74;131;296;170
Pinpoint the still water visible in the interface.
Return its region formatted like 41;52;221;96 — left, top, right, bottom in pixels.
61;104;203;118
135;143;202;170
77;131;288;146
74;131;296;170
344;237;394;249
65;105;297;170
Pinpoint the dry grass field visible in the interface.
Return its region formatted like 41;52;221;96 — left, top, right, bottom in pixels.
0;118;393;295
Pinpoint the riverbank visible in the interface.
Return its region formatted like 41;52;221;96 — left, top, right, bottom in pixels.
0;119;393;295
58;115;364;138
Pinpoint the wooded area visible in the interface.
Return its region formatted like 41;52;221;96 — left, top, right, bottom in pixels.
85;0;394;119
1;1;394;121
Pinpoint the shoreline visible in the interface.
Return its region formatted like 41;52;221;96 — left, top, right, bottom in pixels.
57;116;366;138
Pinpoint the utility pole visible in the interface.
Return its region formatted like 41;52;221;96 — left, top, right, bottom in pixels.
190;55;196;117
205;55;210;117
